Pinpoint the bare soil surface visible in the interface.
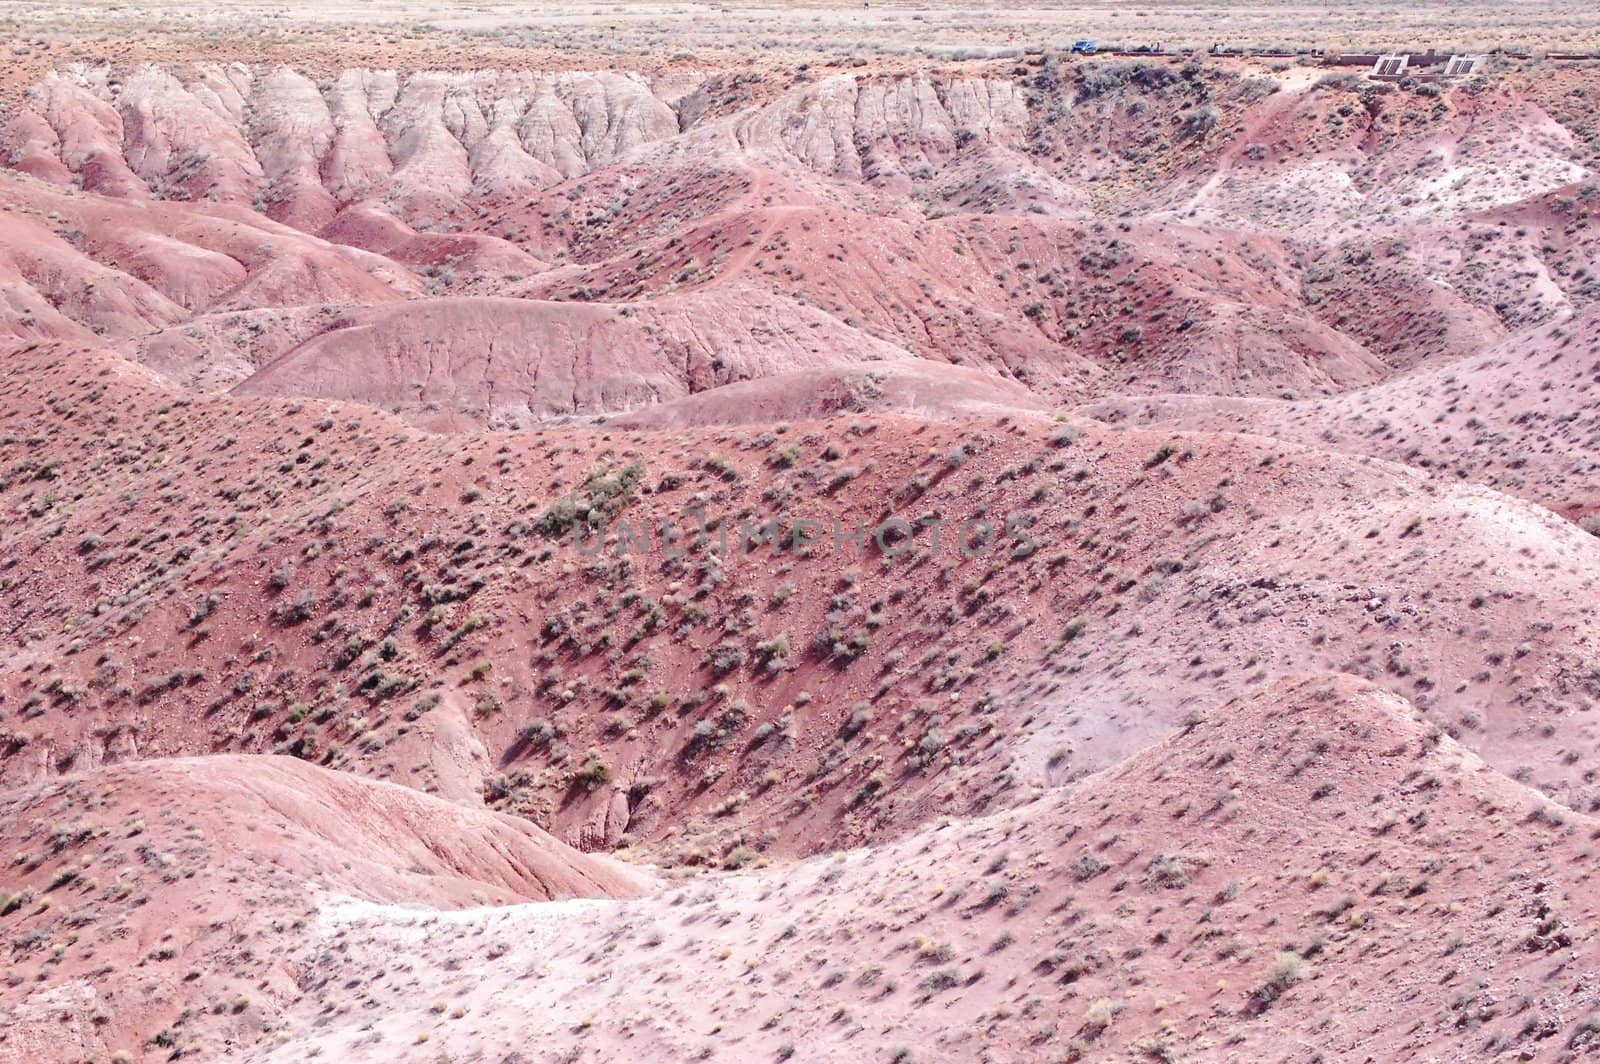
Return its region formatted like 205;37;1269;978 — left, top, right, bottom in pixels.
4;25;1600;1064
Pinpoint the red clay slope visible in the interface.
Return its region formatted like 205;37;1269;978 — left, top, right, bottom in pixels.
250;675;1600;1063
1076;301;1600;522
229;287;912;429
0;753;648;1063
4;342;1600;873
5;61;1598;428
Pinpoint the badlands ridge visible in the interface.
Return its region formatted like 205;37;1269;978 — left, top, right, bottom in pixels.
1;45;1599;1062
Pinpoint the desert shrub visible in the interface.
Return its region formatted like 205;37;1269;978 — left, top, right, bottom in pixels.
754;632;791;667
704;643;747;675
1078;61;1181;99
1250;951;1304;1011
272;589;315;625
573;750;613;791
1083;997;1116;1033
1314;72;1361;92
536;462;646;537
840;703;872;738
1073;852;1108;880
1180;104;1220;139
1145;854;1190;888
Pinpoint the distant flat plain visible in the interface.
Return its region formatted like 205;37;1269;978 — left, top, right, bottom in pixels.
3;0;1598;57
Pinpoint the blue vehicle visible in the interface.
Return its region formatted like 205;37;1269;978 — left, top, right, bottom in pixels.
1071;39;1097;55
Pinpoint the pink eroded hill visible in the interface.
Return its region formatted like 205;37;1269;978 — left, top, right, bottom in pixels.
3;340;1599;874
241;676;1600;1062
4;60;1597;433
228;288;913;428
0;753;647;1062
1;45;1600;1064
607;359;1052;428
1075;301;1600;521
